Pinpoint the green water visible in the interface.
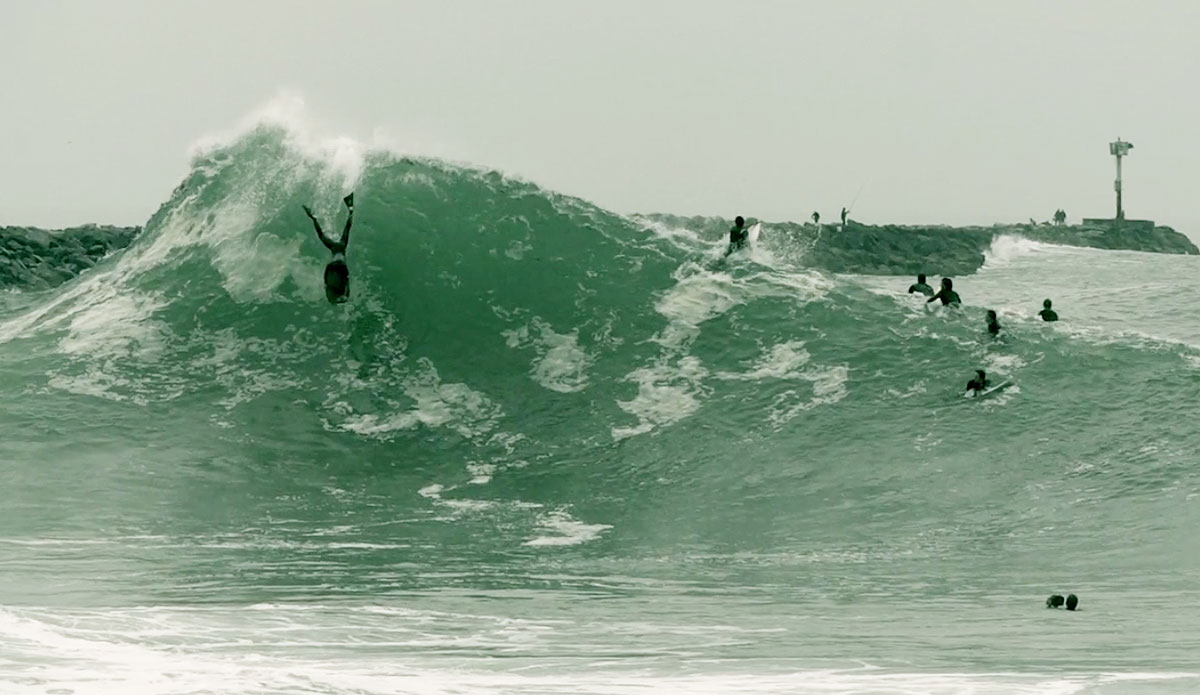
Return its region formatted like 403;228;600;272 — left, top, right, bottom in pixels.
2;124;1198;694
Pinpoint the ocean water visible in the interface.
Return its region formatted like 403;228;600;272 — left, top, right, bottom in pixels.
2;118;1199;695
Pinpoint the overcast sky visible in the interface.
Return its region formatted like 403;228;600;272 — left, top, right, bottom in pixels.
2;0;1198;230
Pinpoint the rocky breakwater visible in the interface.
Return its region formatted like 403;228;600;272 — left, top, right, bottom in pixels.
807;221;1197;275
1;224;140;289
1022;220;1198;255
643;214;1197;276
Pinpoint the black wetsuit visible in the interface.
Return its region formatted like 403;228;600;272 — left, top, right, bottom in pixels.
726;223;748;255
306;203;353;304
908;282;933;296
966;376;988;393
1038;308;1058;322
987;318;1001;335
928;288;961;306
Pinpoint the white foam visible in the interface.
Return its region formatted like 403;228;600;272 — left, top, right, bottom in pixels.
503;318;594;393
188;92;365;189
610;265;738;440
613;260;832;440
652;268;740;349
981;234;1049;269
523;509;612;547
56;292;168;360
466;462;496;484
717;340;811;380
982;352;1027;373
339;359;501;440
765;365;850;427
2;604;1197;695
340;382;499;439
637;217;706;248
709;341;849;426
46;368;178;405
612;355;708;440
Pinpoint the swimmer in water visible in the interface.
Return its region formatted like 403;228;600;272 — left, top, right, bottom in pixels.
1038;299;1059;322
986;309;1001;336
927;277;961;306
908;274;934;297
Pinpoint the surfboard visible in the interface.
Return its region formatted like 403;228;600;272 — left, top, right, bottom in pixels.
747;222;762;247
964;380;1012;399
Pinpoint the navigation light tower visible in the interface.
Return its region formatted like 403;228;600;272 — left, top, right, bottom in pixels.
1109;138;1133;220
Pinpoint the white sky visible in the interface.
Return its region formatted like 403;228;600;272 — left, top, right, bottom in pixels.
2;0;1198;230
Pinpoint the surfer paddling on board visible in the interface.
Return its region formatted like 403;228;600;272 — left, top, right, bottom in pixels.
303;193;354;304
725;216;748;256
966;369;989;395
927;277;961;306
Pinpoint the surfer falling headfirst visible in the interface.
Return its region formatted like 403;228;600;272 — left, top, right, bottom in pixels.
304;193;354;304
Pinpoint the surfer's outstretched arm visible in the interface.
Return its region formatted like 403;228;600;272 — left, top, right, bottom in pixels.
304;205;341;253
339;203;353;248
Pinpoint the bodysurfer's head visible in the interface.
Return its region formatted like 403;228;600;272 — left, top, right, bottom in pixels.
942;277;953;290
1065;593;1078;611
1043;299;1053;309
917;273;926;284
734;216;744;227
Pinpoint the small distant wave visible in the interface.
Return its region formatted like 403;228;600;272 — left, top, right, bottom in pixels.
523;509;612;546
981;234;1051;269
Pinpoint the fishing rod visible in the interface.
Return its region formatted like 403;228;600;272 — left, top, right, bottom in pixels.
846;182;866;215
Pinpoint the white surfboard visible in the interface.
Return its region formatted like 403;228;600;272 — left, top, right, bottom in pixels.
964;380;1013;399
747;222;762;246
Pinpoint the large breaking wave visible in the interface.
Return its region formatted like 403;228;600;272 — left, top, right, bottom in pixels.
2;110;1198;561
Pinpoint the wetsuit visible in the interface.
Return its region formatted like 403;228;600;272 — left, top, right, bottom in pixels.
726;223;748;255
928;288;961;306
987;318;1001;335
966;375;988;393
1038;308;1058;322
908;282;933;296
